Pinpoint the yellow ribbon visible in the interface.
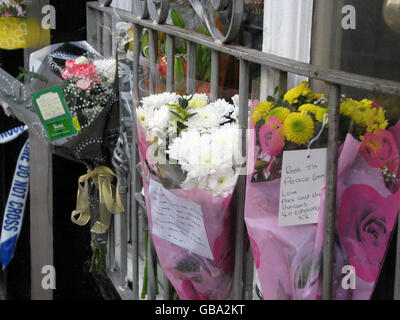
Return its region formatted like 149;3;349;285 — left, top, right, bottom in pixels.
71;166;124;234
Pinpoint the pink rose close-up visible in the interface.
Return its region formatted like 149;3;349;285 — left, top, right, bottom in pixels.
259;116;285;156
62;58;101;89
337;184;400;283
360;130;399;173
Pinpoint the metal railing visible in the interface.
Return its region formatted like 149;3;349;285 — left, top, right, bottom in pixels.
85;1;400;301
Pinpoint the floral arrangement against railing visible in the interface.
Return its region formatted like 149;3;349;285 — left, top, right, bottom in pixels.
245;82;400;300
136;92;243;299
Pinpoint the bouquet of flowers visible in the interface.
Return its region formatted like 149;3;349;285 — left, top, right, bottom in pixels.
245;82;400;299
136;92;242;299
0;41;123;272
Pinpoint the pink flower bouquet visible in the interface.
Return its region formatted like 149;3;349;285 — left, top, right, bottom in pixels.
245;82;400;300
136;93;242;299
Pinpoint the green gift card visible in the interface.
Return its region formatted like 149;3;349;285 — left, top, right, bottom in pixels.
32;86;81;141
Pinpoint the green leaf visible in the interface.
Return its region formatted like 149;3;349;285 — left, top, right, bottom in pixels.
170;110;185;120
274;86;279;96
171;10;185;28
186;112;197;119
267;96;275;102
177;121;188;130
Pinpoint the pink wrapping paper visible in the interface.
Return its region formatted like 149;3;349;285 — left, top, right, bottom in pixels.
137;125;235;300
245;122;400;300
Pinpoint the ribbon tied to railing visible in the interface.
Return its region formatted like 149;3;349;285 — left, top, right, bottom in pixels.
71;166;124;234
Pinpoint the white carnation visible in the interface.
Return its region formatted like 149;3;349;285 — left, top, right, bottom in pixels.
94;58;116;81
141;92;178;111
186;105;221;129
207;168;238;197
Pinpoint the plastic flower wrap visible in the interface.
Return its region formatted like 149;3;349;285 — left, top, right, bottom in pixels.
136;92;242;299
0;41;122;272
245;82;400;299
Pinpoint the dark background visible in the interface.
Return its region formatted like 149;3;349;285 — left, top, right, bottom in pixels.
0;0;104;300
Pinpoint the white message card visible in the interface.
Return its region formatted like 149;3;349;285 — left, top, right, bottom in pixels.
149;179;214;260
278;148;327;227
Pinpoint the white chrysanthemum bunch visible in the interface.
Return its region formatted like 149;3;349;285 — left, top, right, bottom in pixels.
137;92;241;197
167;123;241;197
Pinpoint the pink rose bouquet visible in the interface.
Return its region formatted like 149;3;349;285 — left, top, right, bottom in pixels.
245;82;400;299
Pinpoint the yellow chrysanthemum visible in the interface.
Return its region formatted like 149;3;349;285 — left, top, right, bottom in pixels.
365;107;388;133
251;100;274;125
298;104;318;115
189;97;208;109
298;104;328;122
283;82;320;105
265;107;290;124
340;98;359;117
315;107;328;122
283;112;315;145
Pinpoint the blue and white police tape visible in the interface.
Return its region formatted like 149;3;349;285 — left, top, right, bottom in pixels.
0;125;29;269
0;125;28;144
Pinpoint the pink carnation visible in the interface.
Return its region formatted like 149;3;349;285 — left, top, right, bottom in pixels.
62;58;101;90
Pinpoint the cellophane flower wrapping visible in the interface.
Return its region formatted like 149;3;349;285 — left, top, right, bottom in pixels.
245;82;400;300
1;41;121;249
28;41;120;169
136;92;242;299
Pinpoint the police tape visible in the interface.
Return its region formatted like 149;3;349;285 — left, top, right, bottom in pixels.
0;125;28;144
0;126;29;269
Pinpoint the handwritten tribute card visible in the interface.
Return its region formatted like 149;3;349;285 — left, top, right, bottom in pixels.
149;179;214;260
278;148;327;227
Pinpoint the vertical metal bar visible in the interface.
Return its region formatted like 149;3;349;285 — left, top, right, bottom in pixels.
86;6;97;47
186;41;196;94
148;29;158;95
96;11;103;54
322;84;341;300
131;23;141;299
119;187;128;288
278;70;288;95
103;13;112;57
29;132;53;300
394;215;400;299
233;59;249;300
147;235;156;300
147;28;157;299
166;35;175;93
210;50;220;101
25;0;52;301
132;24;142;103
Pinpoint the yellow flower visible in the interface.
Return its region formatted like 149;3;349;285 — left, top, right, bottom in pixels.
251;100;274;125
365;107;388;133
265;107;290;124
340;98;358;117
315;107;328;122
299;104;328;122
189;97;208;109
284;82;320;105
283;112;315;145
299;104;318;115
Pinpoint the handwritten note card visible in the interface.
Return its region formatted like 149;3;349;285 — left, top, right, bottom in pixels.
278;148;327;227
35;91;66;120
149;179;214;260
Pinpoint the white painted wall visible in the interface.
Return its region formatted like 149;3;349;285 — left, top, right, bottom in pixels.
260;0;314;98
